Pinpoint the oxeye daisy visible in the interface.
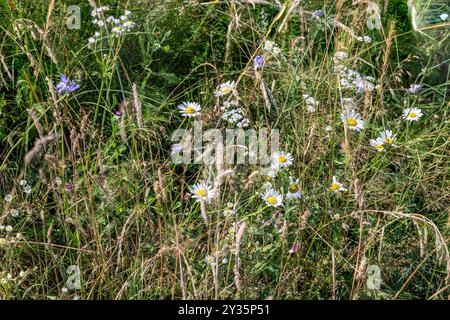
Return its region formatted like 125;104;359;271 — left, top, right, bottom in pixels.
190;182;214;203
271;151;293;168
178;102;201;118
215;81;236;97
403;107;423;121
341;109;364;131
370;138;385;152
223;208;235;218
286;177;301;200
330;176;347;193
204;255;215;265
261;188;283;207
380;130;396;145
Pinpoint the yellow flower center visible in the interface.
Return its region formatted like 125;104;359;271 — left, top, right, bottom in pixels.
196;188;207;198
289;184;299;193
331;182;340;191
385;137;393;145
375;144;384;151
221;87;232;94
267;196;277;205
408;112;417;118
185;106;195;114
346;118;357;126
278;156;287;163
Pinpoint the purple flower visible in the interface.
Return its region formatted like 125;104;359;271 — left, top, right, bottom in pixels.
312;10;324;18
112;107;122;117
56;74;80;94
171;143;183;155
408;84;422;94
289;242;301;254
254;55;265;70
65;183;74;191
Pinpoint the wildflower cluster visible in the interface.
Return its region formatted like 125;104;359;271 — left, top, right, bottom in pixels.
333;51;375;93
220;100;250;128
88;6;135;45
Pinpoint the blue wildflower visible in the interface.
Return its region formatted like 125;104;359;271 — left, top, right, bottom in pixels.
56;74;80;94
312;10;324;18
408;84;422;94
254;55;265;70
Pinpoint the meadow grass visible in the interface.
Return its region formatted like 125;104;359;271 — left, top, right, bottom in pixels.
0;0;449;300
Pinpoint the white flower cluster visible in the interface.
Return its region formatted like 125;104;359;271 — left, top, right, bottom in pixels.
333;51;375;93
0;270;26;286
88;7;135;45
356;35;372;43
263;40;281;57
220;100;250;128
302;94;319;112
19;179;32;195
0;224;22;247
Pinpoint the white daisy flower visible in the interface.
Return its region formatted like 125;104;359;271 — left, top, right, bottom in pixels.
215;81;236;97
112;26;124;35
4;194;13;202
88;37;96;44
341;109;365;131
122;20;136;30
380;130;396;145
286;177;301;200
363;36;372;43
190;182;214;203
261;188;283;207
440;13;448;21
403;107;423;121
330;176;347;193
271;151;293;168
205;255;215;265
178;102;201;118
223;208;235;218
5;225;13;233
370;137;385;152
19;179;27;186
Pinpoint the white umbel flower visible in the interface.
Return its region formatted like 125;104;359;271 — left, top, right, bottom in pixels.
178;102;201;118
190;182;214;203
403;107;423;121
341;109;364;131
261;188;283;207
